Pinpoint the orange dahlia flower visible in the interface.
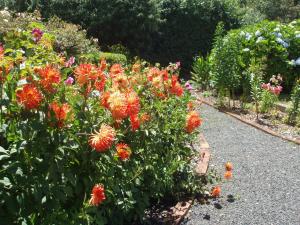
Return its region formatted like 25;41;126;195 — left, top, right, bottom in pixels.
112;73;129;89
224;171;233;180
116;143;131;161
89;184;106;206
101;91;111;109
130;114;140;131
16;84;42;110
225;162;233;171
126;91;140;116
187;101;194;111
94;72;106;92
108;91;128;119
37;66;61;93
74;64;96;86
147;67;160;81
110;64;124;78
211;186;221;198
0;45;4;59
49;102;71;127
185;111;202;133
99;59;107;71
89;124;116;152
132;63;141;73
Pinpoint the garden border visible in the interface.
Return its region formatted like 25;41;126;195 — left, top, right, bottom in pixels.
197;98;300;145
171;133;211;224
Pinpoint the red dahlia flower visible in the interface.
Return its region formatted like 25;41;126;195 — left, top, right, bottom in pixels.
185;111;202;133
16;84;42;110
108;91;128;120
89;184;106;206
126;91;140;116
89;124;116;152
36;66;61;93
116;143;132;161
130;114;140;131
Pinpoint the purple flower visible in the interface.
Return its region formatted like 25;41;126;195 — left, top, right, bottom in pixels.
185;81;193;91
65;76;74;85
65;56;75;67
32;28;43;42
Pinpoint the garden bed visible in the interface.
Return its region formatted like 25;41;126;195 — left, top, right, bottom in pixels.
195;91;300;143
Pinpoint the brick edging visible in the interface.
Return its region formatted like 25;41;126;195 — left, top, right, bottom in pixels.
171;133;211;224
198;98;300;145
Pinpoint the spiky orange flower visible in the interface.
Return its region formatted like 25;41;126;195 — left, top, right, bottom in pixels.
108;91;128;119
116;143;132;161
99;59;107;71
130;114;140;131
50;102;71;121
16;84;42;110
211;186;221;198
89;184;106;206
187;101;194;111
94;71;106;92
110;64;124;78
224;171;232;180
170;75;183;97
89;124;116;152
126;91;140;116
36;66;61;93
132;63;141;73
225;162;233;171
112;73;129;89
147;67;160;81
185;111;202;133
74;64;96;86
101;91;111;109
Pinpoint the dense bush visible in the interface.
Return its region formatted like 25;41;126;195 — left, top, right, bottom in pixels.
209;19;300;98
0;10;99;58
0;0;242;75
191;55;210;90
0;18;209;225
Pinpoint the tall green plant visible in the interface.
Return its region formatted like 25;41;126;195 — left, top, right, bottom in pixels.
191;55;210;90
288;79;300;124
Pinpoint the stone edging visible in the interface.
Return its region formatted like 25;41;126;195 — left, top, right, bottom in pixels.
198;98;300;145
171;133;211;224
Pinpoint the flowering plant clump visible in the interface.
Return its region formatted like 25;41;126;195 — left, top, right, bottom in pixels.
0;22;209;224
260;75;283;113
210;19;300;98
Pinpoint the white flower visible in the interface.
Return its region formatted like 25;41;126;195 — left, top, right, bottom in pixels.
256;36;265;43
17;79;27;86
240;31;245;36
20;62;26;70
274;27;280;32
243;48;250;52
296;57;300;66
255;30;261;37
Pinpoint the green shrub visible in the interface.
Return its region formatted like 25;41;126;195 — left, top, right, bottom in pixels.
0;19;211;225
209;19;300;96
191;55;210;90
288;79;300;124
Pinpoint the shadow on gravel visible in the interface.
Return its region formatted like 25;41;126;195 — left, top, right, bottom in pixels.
227;194;235;203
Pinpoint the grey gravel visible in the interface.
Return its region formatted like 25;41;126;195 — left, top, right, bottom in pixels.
184;105;300;225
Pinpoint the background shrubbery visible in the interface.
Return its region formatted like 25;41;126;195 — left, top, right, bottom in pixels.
207;19;300;98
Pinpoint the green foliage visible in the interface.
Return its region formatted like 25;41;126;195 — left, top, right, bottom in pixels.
288;79;300;124
0;0;242;75
260;89;278;113
209;19;300;97
191;55;210;90
210;23;242;98
0;18;210;225
248;61;264;118
0;10;99;58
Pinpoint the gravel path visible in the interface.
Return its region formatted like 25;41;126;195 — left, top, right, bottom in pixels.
184;104;300;225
